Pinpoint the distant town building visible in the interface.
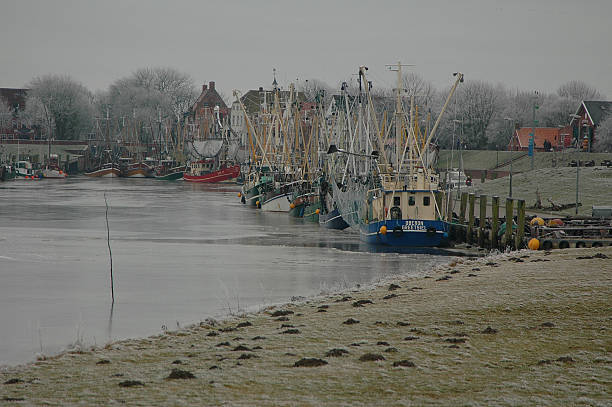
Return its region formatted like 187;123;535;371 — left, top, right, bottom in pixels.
189;81;228;139
570;100;612;150
230;86;305;148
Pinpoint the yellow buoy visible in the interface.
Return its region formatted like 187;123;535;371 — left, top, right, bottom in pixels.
289;203;295;209
379;225;387;235
237;192;242;198
315;208;320;214
256;200;260;206
530;217;545;226
528;238;540;250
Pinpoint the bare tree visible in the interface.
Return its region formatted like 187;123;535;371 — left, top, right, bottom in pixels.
402;72;435;108
0;100;13;130
594;115;612;152
557;80;602;101
23;75;93;140
452;80;503;149
110;67;198;122
298;78;333;105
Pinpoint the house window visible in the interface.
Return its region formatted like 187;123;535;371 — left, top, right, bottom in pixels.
393;196;400;206
409;196;415;206
423;196;430;206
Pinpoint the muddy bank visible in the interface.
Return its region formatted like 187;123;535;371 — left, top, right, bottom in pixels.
2;247;611;406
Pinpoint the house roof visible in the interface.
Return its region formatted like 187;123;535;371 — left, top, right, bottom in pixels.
512;127;560;148
193;82;227;112
582;101;612;126
239;89;305;115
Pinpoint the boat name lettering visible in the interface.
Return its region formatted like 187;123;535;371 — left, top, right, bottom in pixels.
402;221;425;231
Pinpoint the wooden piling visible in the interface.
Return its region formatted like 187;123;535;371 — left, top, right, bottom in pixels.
467;193;475;244
479;195;487;247
491;196;499;249
515;199;526;249
505;198;514;249
459;192;468;224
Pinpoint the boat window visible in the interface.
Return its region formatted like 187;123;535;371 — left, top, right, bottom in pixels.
393;196;400;206
409;196;415;206
423;196;430;206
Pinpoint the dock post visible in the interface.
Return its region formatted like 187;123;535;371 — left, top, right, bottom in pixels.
479;195;487;248
491;196;499;249
459;192;468;224
458;192;468;243
467;193;476;244
515;199;526;249
505;198;514;249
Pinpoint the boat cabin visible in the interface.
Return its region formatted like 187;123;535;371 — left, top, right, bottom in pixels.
365;169;445;223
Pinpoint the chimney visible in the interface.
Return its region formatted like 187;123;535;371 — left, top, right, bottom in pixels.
209;81;215;91
202;84;208;92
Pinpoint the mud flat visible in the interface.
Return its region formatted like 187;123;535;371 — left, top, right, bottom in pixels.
2;247;611;406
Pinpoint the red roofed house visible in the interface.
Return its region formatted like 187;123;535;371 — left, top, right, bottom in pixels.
508;127;572;152
569;100;612;151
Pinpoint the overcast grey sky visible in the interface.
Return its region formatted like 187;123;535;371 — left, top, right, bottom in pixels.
2;0;611;99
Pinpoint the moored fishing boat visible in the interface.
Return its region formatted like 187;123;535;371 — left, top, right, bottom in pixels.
330;65;462;248
85;163;121;177
0;164;17;181
358;68;462;247
41;154;67;179
14;160;38;178
155;160;185;180
361;171;449;247
183;159;240;183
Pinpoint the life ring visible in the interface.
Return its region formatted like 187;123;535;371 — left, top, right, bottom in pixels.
542;240;553;250
559;240;570;249
575;241;586;248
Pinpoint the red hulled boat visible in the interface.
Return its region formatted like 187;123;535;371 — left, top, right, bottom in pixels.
183;159;240;183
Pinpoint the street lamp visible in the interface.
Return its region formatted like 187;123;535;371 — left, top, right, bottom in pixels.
530;92;540;171
504;117;514;197
569;114;581;215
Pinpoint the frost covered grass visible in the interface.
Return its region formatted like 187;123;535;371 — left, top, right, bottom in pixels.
467;166;612;216
1;247;611;406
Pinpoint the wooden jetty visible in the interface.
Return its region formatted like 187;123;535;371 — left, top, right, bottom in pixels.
448;192;612;251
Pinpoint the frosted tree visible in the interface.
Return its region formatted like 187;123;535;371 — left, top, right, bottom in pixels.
452;80;503;149
107;67;197;143
23;75;93;140
594;115;612;152
0;100;13;130
557;80;602;101
298;78;333;105
402;72;435;109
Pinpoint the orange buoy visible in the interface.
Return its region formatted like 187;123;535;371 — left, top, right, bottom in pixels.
528;238;540;250
237;192;242;198
379;225;387;235
255;200;260;206
289;203;295;209
315;208;320;214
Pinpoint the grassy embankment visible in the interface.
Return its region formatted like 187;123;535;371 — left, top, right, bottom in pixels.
438;150;612;216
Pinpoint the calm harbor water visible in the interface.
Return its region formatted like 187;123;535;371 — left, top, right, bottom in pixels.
0;178;449;366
